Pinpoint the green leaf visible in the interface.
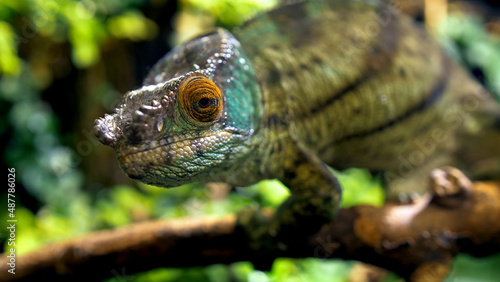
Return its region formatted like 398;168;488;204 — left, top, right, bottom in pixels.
333;168;384;208
107;11;158;41
186;0;278;27
0;21;20;75
445;253;500;282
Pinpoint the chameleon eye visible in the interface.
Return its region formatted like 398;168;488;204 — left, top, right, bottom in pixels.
179;74;223;123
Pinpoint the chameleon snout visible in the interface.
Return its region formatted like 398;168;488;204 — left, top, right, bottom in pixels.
94;114;119;148
94;82;177;149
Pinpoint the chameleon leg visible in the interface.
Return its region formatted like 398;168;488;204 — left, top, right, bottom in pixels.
237;143;342;252
271;146;342;242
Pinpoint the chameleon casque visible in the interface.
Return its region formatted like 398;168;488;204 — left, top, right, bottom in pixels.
95;0;500;237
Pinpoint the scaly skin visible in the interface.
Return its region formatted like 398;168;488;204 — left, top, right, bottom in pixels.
94;0;500;241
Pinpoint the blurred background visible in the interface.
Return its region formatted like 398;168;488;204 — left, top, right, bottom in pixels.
1;0;500;281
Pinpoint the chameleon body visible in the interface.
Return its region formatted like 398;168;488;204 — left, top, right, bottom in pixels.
95;0;500;235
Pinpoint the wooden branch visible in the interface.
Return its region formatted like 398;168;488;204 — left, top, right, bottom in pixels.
1;180;500;282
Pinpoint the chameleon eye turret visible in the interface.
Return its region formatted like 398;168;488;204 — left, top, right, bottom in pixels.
178;74;223;124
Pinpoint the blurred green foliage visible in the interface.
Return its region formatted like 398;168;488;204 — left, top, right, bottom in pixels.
0;21;20;75
185;0;277;27
439;13;500;102
1;0;500;281
0;0;154;68
1;67;87;213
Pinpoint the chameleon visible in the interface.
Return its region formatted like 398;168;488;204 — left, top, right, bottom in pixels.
94;0;500;238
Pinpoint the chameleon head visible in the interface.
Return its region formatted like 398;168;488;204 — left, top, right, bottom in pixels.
94;28;261;187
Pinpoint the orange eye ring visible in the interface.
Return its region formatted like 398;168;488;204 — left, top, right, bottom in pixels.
178;74;223;123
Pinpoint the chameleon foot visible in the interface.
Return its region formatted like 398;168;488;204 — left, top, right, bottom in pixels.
429;167;474;208
236;204;272;237
235;206;281;270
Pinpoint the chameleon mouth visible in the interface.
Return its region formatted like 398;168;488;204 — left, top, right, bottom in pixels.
117;129;244;180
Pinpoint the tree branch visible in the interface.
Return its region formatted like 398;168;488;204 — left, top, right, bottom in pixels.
1;180;500;281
